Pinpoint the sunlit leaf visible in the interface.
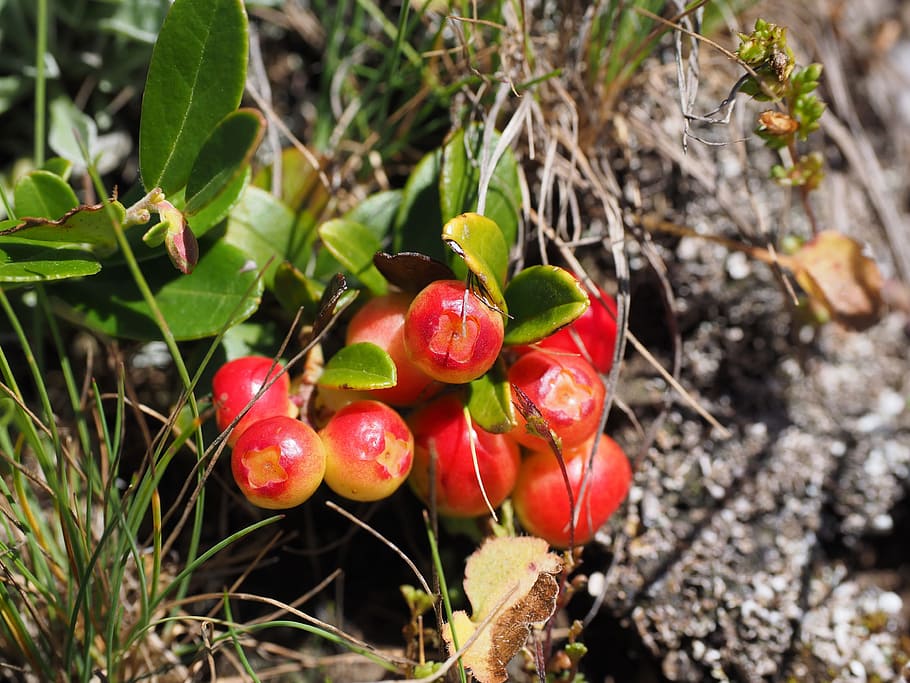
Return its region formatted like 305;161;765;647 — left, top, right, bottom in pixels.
0;200;124;256
0;241;101;283
440;125;520;250
318;342;397;391
790;230;883;331
442;212;507;313
503;265;590;345
317;219;388;296
13;170;78;219
139;0;248;194
442;537;563;683
185;108;264;216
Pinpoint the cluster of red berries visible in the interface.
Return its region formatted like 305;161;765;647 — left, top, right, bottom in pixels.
213;275;632;548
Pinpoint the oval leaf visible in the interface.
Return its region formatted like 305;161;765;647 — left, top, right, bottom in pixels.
442;212;507;313
466;359;515;434
0;241;101;283
56;240;263;340
14;170;79;219
372;251;456;293
440;125;520;250
394;148;445;260
187;165;250;236
0;200;125;256
318;341;397;391
317;219;388;296
139;0;248;194
185;108;264;216
503;265;590;345
223;185;298;287
344;189;402;240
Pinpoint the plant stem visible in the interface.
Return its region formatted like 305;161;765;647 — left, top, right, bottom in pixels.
34;0;48;166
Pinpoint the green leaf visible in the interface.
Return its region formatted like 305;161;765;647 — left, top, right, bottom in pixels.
441;212;507;314
0;241;101;283
344;190;402;241
272;261;324;319
317;219;388;296
139;0;249;194
56;240;263;340
0;201;124;256
222;186;298;287
185;108;264;215
318;342;397;391
13;170;79;219
440;125;520;250
503;265;590;345
41;157;73;180
394;148;445;260
186;165;250;236
466;359;515;434
48;97;97;171
252;146;325;213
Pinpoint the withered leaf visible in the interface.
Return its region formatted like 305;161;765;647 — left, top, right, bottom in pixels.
442;537;563;683
791;230;883;331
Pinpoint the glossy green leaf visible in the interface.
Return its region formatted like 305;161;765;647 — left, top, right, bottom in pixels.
503;265;590;345
394;148;445;260
440;125;520;250
0;240;101;283
139;0;248;194
56;240;263;340
185;108;264;215
41;157;73;180
442;212;507;313
317;219;388;296
13;170;79;219
0;200;125;256
318;342;397;391
345;190;402;241
222;185;298;287
186;165;250;236
467;359;516;434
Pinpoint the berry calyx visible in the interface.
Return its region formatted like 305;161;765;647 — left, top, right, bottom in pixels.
320;400;415;502
212;356;298;446
404;280;504;384
231;416;326;510
408;395;520;518
512;434;631;547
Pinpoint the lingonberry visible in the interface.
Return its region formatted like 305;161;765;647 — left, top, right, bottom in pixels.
408;395;520;518
231;415;326;509
512;434;631;547
213;356;298;446
403;280;504;384
346;292;440;406
537;285;617;374
508;350;605;450
320;400;415;502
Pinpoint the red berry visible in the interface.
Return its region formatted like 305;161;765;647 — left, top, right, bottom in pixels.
508;351;605;450
512;434;631;547
538;285;617;374
231;416;326;509
403;280;504;384
320;400;414;502
346;293;440;406
408;395;520;518
213;356;298;446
